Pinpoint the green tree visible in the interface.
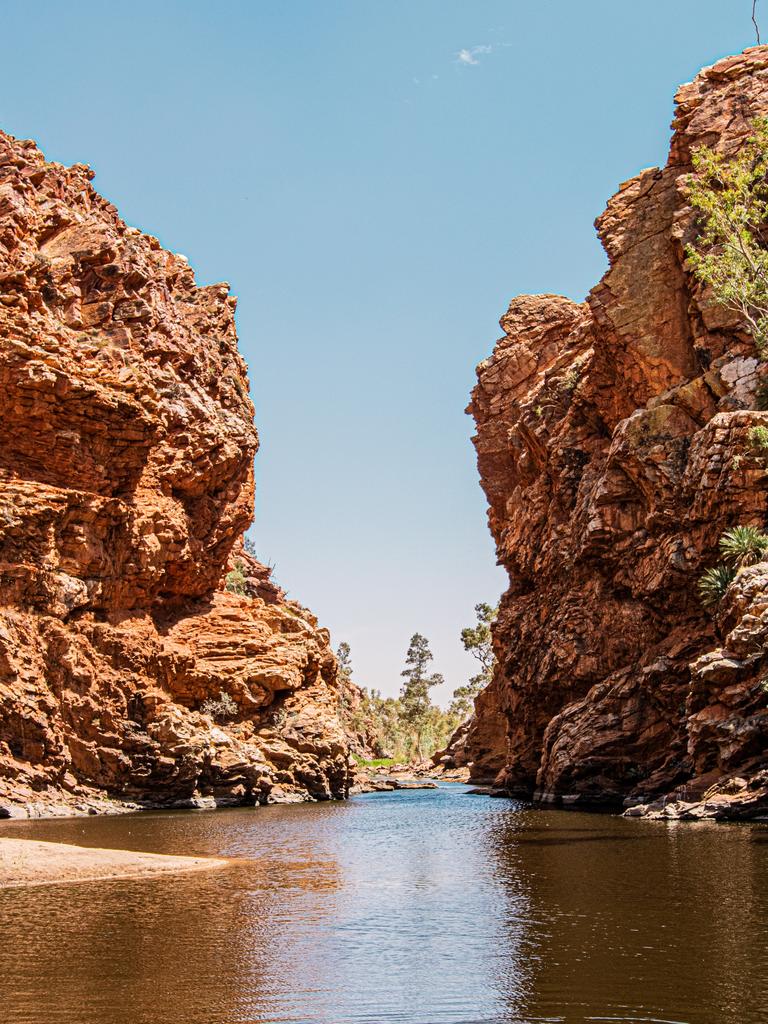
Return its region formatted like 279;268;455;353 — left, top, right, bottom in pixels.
336;641;353;682
399;633;443;759
449;682;481;720
685;117;768;355
335;640;354;718
450;603;498;718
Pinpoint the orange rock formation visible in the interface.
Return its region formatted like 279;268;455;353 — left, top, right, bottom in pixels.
0;130;351;817
464;48;768;820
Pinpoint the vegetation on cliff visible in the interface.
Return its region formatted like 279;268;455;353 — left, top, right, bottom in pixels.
0;129;352;817
686;117;768;354
452;603;498;717
462;48;768;819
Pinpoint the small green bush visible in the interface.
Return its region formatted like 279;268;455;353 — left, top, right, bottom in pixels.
561;368;580;394
225;561;247;595
748;425;768;452
200;690;238;723
697;564;737;607
719;525;768;567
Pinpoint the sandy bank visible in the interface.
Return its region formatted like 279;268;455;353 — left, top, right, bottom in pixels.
0;838;230;889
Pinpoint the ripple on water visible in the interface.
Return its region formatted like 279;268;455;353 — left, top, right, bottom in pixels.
0;785;767;1024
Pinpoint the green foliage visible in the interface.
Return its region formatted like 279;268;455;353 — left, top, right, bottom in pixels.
360;689;409;757
243;535;257;558
685;118;768;355
399;633;444;759
336;641;353;715
352;696;458;765
561;367;581;394
697;564;737;607
449;679;484;719
225;561;247;595
459;603;497;673
337;641;352;682
450;602;498;718
341;618;504;764
354;687;457;763
695;526;767;611
755;381;768;410
353;756;400;768
748;424;768;452
718;525;768;566
200;690;238;723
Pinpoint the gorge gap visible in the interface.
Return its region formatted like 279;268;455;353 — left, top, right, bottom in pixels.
3;48;768;825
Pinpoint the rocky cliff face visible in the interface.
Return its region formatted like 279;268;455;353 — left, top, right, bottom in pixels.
0;130;351;817
465;48;768;820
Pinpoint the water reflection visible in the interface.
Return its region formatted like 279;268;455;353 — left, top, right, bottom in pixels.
0;788;767;1023
486;811;768;1024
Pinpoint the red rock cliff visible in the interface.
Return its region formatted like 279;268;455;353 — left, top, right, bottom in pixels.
0;130;351;817
466;48;768;820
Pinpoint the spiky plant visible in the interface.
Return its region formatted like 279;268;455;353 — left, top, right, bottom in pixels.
697;565;737;607
718;525;768;567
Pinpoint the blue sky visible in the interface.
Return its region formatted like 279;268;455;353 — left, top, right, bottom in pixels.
0;1;757;701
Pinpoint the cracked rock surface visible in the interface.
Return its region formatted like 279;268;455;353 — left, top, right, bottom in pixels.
462;48;768;819
0;129;351;817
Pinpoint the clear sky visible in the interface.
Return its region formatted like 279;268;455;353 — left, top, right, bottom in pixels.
0;1;758;702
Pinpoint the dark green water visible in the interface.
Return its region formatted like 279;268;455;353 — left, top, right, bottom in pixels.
1;784;767;1024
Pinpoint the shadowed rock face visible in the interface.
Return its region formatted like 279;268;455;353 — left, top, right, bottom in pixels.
464;48;768;819
0;130;350;817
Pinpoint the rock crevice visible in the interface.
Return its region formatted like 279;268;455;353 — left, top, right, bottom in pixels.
0;129;351;817
464;48;768;819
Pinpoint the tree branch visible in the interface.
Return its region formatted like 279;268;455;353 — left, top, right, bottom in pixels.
754;0;762;45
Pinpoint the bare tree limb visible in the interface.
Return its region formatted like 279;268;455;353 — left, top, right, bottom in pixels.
754;0;762;45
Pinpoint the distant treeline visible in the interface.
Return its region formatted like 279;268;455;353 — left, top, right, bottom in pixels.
339;604;496;762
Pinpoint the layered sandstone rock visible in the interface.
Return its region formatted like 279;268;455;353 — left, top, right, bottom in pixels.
0;130;351;817
465;48;768;819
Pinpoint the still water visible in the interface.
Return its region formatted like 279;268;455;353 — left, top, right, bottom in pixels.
1;784;767;1024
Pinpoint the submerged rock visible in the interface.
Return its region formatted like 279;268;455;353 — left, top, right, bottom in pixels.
0;130;353;817
462;47;768;818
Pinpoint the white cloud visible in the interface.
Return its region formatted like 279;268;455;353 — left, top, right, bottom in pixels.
456;44;492;66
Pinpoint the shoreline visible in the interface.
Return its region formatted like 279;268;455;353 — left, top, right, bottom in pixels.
0;838;230;889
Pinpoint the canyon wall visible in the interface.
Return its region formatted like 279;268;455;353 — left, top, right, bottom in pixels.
0;129;351;817
465;48;768;819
